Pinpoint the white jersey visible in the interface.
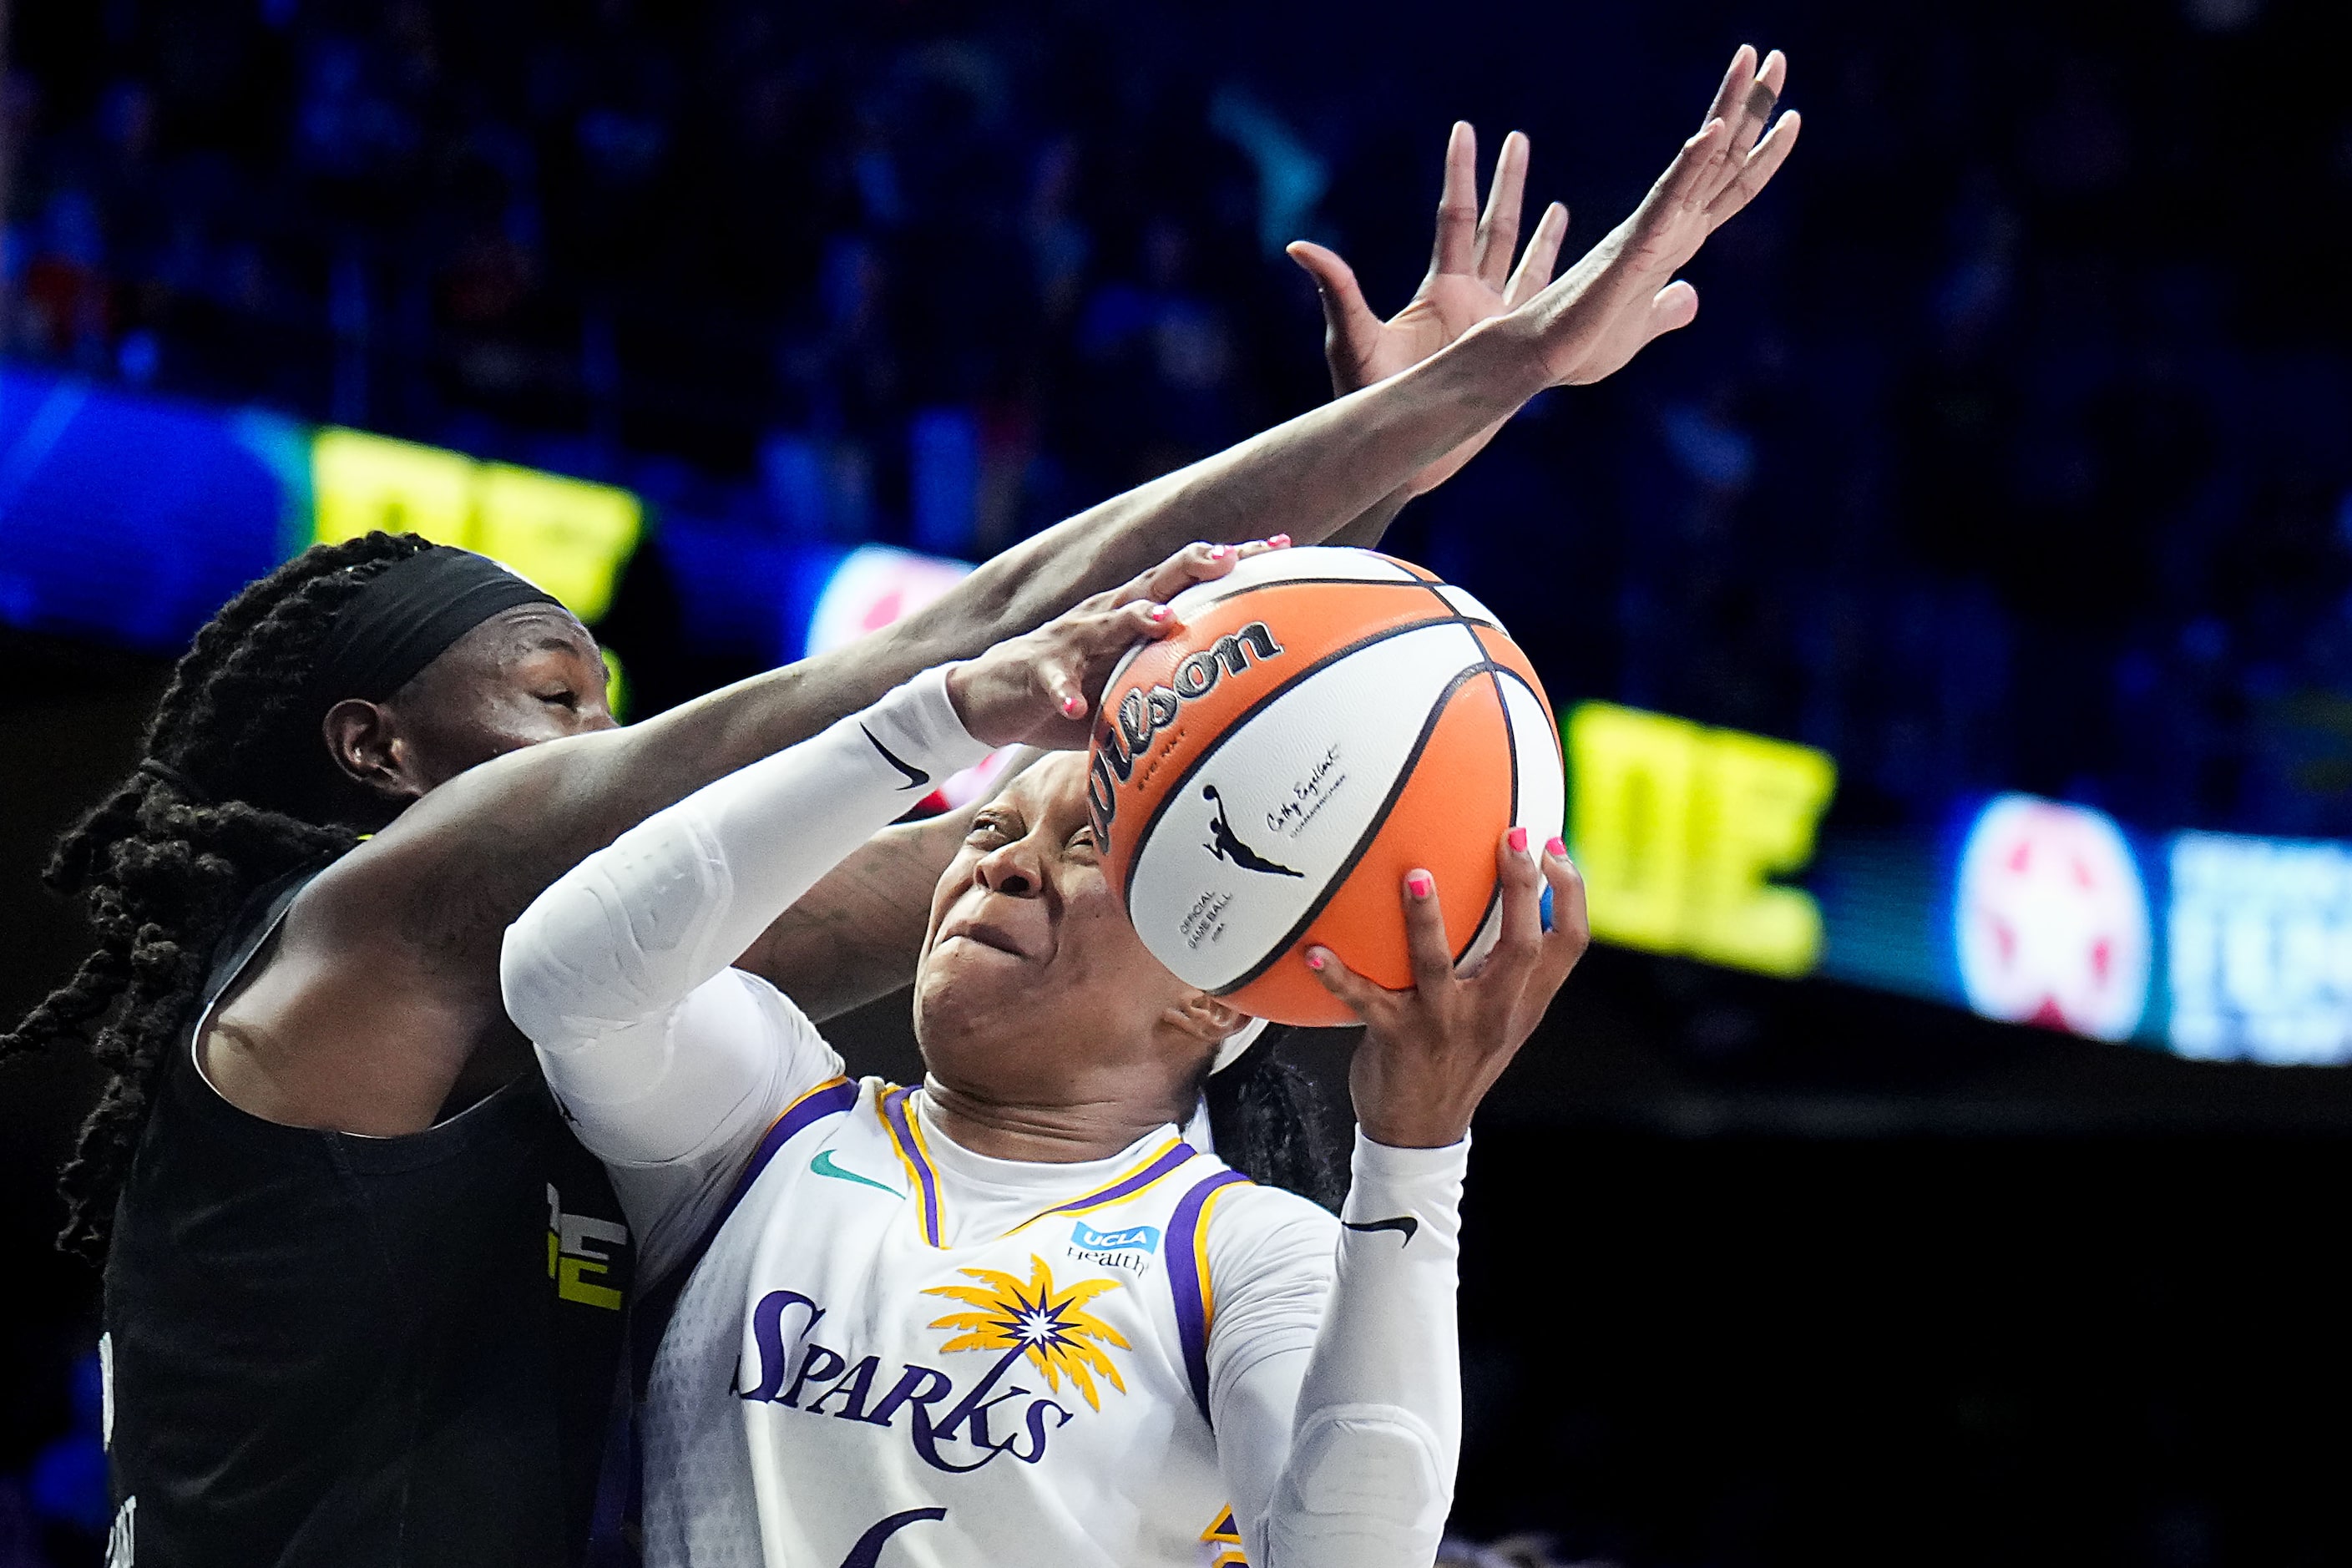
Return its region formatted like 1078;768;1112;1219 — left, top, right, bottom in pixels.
643;1070;1323;1567
502;667;1469;1568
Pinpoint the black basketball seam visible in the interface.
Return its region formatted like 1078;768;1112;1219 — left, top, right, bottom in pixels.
1414;577;1462;621
1117;611;1492;912
1188;574;1438;592
1117;607;1546;995
1171;580;1467;620
1175;570;1496;620
1103;583;1480;757
1212;655;1503;995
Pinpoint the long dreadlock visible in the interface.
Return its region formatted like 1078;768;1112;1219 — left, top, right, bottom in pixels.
1206;1027;1346;1211
1;532;438;1259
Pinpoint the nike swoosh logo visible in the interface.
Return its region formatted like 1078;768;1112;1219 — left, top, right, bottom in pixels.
862;726;930;791
811;1149;903;1197
1342;1215;1419;1245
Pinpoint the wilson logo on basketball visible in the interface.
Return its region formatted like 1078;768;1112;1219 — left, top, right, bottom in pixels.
1087;620;1283;836
1090;545;1561;1027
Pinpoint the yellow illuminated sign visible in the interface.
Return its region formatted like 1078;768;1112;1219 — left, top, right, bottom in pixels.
311;428;641;622
1567;701;1837;977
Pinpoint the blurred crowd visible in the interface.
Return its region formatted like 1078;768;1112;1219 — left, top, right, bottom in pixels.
9;0;2352;841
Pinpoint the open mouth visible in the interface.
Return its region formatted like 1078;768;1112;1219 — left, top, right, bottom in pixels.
942;919;1028;959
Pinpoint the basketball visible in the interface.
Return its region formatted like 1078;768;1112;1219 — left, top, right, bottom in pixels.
1088;545;1564;1027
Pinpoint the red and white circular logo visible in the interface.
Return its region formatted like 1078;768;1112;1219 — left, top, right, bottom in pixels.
1954;794;2151;1040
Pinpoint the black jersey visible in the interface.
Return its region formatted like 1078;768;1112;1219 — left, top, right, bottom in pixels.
101;867;635;1567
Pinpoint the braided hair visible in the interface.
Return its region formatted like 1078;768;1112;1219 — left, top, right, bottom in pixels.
1;532;438;1259
1205;1028;1346;1211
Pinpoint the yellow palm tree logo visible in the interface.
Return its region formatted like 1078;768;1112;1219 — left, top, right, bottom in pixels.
924;1256;1131;1411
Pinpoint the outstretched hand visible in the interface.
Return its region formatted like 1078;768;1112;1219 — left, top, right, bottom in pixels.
943;537;1288;750
1308;828;1591;1149
1513;44;1798;387
1288;122;1568;497
1285;45;1796;495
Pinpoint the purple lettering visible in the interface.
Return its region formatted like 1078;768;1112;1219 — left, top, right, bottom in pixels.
737;1291;822;1402
780;1343;847;1409
856;1363;953;1429
1010;1399;1073;1464
807;1355;882;1420
910;1346;1033;1474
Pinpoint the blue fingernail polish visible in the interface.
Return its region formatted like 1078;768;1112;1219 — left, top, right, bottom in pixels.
1540;884;1555;933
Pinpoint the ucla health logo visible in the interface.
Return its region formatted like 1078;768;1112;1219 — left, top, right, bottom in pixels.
1066;1217;1160;1274
1072;1219;1159;1252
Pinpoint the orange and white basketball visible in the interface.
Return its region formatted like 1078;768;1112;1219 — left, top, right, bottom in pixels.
1088;545;1563;1028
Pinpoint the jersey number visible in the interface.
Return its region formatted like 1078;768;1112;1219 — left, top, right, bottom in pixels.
838;1506;947;1568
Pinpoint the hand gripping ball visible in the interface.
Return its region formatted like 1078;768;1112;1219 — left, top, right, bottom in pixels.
1088;545;1563;1027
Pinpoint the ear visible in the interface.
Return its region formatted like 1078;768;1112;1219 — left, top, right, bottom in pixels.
321;698;427;804
1165;991;1248;1049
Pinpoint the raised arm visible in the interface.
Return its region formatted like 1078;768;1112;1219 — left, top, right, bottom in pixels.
499;665;993;1166
500;575;1193;1160
746;43;1796;1018
1211;832;1591;1566
1305;45;1793;529
245;43;1791;1131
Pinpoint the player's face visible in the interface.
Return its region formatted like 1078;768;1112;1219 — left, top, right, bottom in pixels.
364;605;616;795
914;753;1212;1092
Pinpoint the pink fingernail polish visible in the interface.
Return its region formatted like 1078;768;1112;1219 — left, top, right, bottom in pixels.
1305;951;1325;972
1507;826;1529;854
1407;872;1434;899
1208;544;1232;561
1269;534;1292;548
1148;604;1172;623
1545;836;1568;858
1061;695;1086;718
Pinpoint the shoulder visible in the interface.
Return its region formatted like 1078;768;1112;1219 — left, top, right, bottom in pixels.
660;965;848;1104
1186;1164;1337;1288
721;966;841;1060
1186;1166;1334;1373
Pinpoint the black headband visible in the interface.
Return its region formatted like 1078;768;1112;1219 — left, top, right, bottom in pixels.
312;546;564;707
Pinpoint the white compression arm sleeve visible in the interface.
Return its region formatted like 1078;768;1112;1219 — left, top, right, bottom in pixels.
499;666;993;1165
1213;1130;1469;1568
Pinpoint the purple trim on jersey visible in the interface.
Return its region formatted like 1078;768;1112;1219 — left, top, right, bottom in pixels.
630;1077;861;1397
717;1076;860;1235
1167;1168;1251;1423
880;1086;945;1247
1026;1141;1196;1226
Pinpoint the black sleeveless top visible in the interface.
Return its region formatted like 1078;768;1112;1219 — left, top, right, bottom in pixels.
103;867;636;1567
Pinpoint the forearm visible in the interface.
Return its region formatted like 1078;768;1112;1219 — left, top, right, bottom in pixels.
739;746;1044;1019
500;668;989;1061
1324;488;1414;550
594;318;1535;786
1227;1133;1469;1568
368;316;1537;996
736;810;970;1022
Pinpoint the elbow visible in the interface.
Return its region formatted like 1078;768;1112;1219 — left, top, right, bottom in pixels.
498;907;559;1045
1260;1405;1453;1566
499;876;604;1047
